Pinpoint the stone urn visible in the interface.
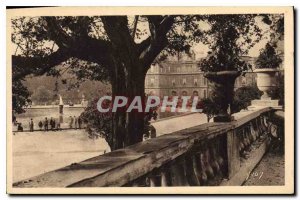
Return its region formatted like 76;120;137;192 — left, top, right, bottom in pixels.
254;68;278;100
204;71;241;122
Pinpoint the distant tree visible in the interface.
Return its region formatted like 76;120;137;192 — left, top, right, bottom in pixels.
231;85;263;113
12;80;31;119
80;96;158;150
198;98;221;122
200;85;262;121
80;98;113;147
267;73;284;107
255;42;282;69
31;85;54;105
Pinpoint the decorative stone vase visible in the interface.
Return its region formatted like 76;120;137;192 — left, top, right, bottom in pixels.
254;68;278;100
204;71;241;122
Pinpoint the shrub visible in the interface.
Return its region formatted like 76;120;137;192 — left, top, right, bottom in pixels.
255;43;282;69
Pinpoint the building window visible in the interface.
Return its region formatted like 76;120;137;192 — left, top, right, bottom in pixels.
193;91;199;96
203;89;207;98
171;91;177;96
242;76;247;86
182;78;186;85
182;91;188;96
150;78;154;87
172;79;175;87
186;64;192;72
203;77;207;85
150;65;154;73
194;78;198;86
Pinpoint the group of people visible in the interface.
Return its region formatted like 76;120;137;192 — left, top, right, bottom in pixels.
37;117;60;131
15;116;83;132
68;116;83;129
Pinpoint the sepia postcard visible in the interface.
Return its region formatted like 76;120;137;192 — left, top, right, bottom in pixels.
6;6;294;194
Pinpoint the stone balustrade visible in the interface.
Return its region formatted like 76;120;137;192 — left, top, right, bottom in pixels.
13;107;282;188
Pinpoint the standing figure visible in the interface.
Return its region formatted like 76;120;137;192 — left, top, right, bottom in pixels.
17;123;23;132
56;121;61;131
50;118;54;131
78;117;82;129
44;117;48;131
29;118;34;132
74;116;78;129
38;121;43;130
69;116;73;129
52;119;56;131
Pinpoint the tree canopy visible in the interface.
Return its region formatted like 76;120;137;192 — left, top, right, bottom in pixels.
12;14;269;82
11;13;283;149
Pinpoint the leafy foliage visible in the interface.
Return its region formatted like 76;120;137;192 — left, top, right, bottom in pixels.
80;98;114;147
267;73;284;106
231;85;263;113
200;85;262;121
80;95;158;149
255;43;282;69
198;15;262;72
31;85;54;105
198;97;221;122
261;14;284;41
12;80;31;115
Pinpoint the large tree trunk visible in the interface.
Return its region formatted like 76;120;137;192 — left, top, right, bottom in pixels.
109;59;147;151
100;16;173;150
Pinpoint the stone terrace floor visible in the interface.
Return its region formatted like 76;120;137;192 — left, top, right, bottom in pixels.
243;149;284;186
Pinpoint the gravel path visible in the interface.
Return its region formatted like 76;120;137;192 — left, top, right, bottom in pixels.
243;151;284;186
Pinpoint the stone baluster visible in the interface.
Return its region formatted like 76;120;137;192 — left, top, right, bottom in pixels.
128;176;147;187
257;116;263;133
243;126;251;149
202;143;215;181
149;176;158;187
170;157;189;186
242;130;249;149
185;154;201;186
260;116;268;133
191;153;203;185
215;138;225;171
146;170;161;187
240;128;251;159
158;164;172;186
253;119;260;139
199;149;208;185
209;140;221;176
131;180;141;187
246;124;257;152
250;121;258;141
256;117;263;137
248;124;255;143
239;129;245;153
160;170;169;187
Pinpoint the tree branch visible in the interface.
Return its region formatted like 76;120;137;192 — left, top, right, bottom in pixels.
44;17;74;48
12;36;114;81
139;15;175;69
101;16;135;50
67;37;113;68
12;48;69;80
132;16;139;39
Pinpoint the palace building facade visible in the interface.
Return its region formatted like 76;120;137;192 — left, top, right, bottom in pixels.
145;55;258;99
